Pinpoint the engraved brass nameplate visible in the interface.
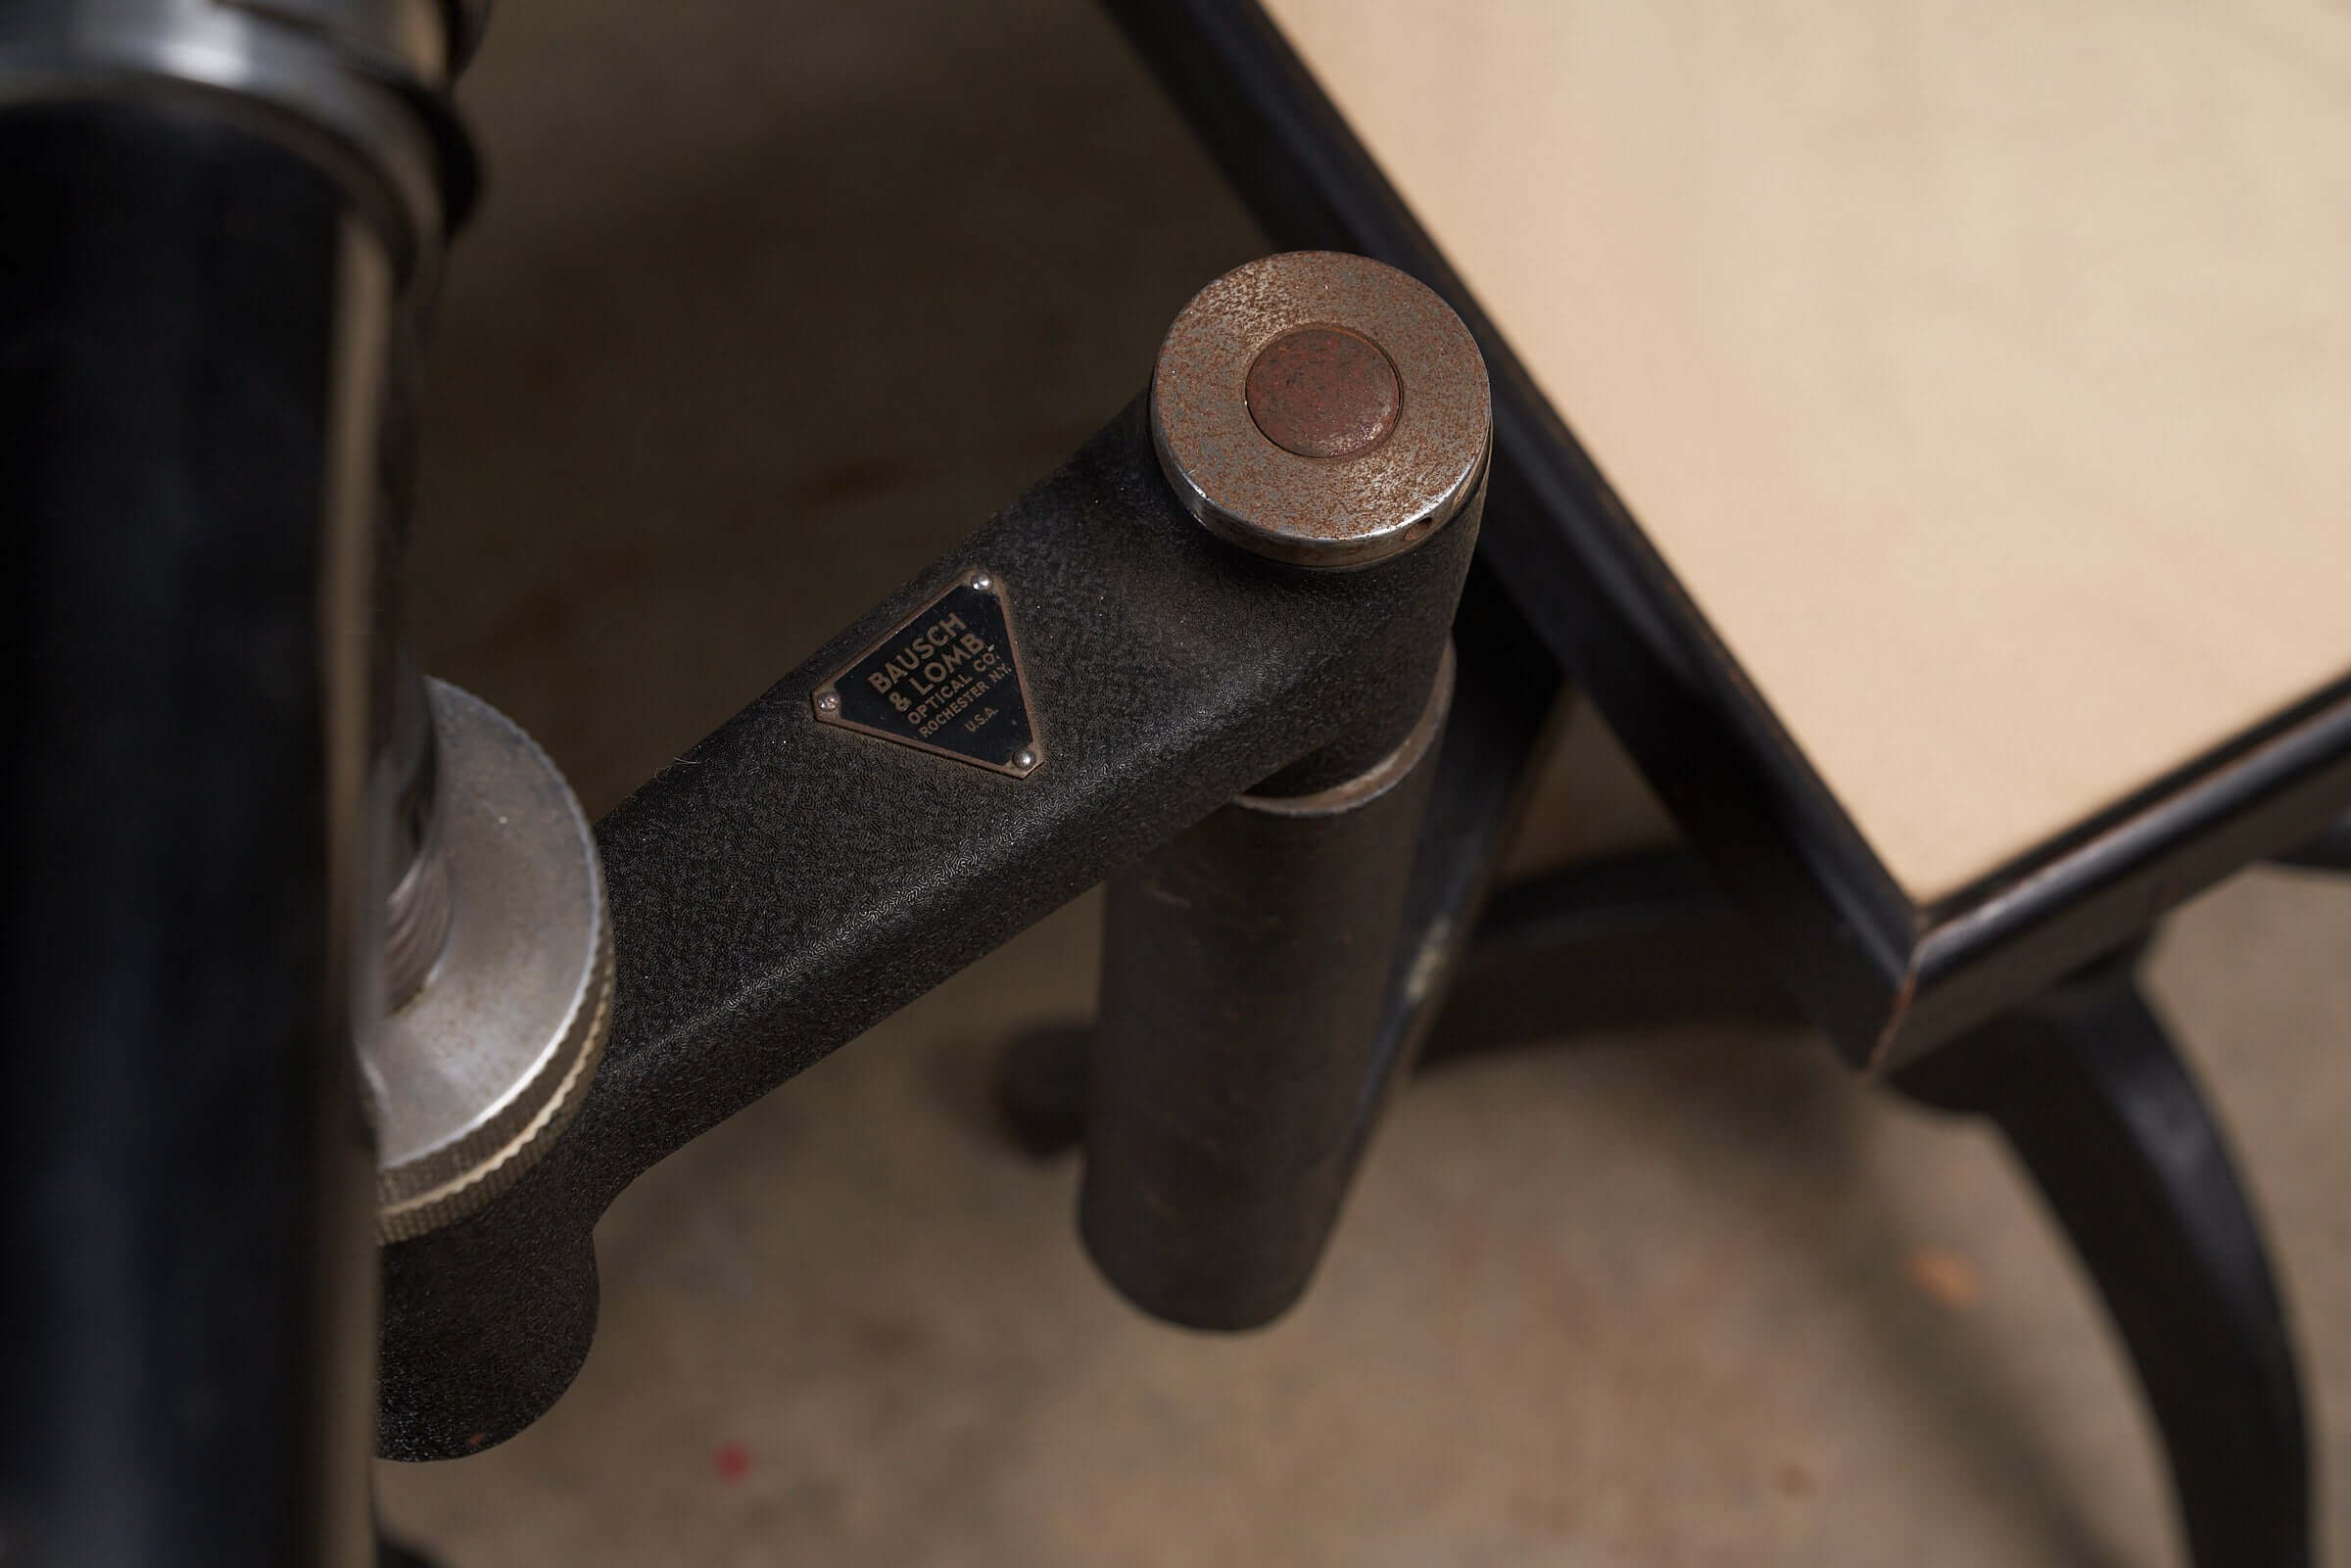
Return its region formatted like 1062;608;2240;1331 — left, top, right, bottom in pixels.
810;568;1041;778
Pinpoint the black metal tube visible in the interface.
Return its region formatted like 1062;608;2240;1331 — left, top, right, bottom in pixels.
0;102;393;1568
1080;647;1455;1329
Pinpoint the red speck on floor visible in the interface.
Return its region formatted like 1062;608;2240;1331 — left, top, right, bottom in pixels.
714;1442;752;1483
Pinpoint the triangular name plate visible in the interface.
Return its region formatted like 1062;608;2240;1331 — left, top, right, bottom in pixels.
811;567;1042;778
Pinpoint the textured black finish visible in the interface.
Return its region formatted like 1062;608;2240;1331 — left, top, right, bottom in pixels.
1895;954;2311;1568
1334;551;1574;1119
1080;660;1448;1329
1001;844;1784;1150
1072;540;1567;1329
991;552;1566;1163
1102;0;2351;1071
377;399;1483;1457
0;104;373;1568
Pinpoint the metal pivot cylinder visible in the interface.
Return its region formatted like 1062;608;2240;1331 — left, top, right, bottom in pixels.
1081;647;1457;1329
1080;251;1491;1329
366;679;614;1241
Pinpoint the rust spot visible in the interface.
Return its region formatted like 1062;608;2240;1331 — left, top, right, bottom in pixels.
714;1441;752;1483
1150;252;1488;565
1245;325;1401;459
1903;1246;1982;1309
1775;1461;1816;1497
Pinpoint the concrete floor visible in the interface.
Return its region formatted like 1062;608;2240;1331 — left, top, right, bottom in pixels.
378;1;2351;1561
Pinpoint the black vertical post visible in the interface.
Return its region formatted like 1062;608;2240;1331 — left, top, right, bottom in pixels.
0;102;392;1568
1080;652;1455;1328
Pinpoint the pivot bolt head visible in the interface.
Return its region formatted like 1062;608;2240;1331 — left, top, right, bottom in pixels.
1150;252;1489;569
1245;325;1402;459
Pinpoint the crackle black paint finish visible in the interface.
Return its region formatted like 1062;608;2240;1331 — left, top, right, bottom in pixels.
376;398;1483;1458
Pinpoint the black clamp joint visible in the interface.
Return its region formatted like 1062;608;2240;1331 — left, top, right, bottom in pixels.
375;253;1490;1457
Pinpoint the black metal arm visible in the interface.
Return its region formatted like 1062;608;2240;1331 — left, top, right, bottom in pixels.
378;391;1484;1457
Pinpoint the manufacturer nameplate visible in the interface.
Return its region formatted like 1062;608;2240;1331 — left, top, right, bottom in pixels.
810;568;1041;778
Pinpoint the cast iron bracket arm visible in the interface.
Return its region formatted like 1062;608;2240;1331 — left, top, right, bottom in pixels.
376;394;1480;1459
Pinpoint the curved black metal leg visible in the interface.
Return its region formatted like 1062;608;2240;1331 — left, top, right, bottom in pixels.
1417;849;1800;1060
1893;952;2312;1568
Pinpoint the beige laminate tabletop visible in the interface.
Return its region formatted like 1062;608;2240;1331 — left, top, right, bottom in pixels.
1260;0;2351;904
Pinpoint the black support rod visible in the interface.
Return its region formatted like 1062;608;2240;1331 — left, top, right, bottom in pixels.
0;102;392;1568
1080;647;1456;1328
991;557;1572;1162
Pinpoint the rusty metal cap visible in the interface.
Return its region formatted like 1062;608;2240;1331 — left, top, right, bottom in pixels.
1150;252;1490;569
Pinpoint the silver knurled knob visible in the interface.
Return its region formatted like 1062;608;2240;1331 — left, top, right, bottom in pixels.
366;681;613;1242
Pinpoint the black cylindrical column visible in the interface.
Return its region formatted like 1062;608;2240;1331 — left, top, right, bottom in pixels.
1081;648;1456;1327
0;101;396;1568
1079;252;1490;1328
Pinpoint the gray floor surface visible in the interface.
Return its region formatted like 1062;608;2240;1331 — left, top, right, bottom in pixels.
378;1;2351;1560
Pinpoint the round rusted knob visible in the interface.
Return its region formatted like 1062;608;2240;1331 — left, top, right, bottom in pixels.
1150;252;1489;568
1245;325;1402;459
